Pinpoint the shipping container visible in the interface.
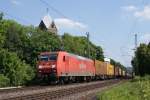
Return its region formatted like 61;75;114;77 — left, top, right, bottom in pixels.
95;60;114;78
106;63;114;76
114;66;119;76
119;67;122;76
122;70;125;76
94;60;106;76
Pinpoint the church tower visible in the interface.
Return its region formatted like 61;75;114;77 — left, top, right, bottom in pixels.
39;9;57;34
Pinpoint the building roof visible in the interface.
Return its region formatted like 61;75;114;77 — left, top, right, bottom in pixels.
39;14;57;34
42;15;53;29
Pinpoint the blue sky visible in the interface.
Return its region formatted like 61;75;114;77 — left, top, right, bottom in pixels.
1;0;150;67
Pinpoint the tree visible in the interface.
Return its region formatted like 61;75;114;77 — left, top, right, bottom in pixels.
0;12;3;20
0;49;35;86
29;29;61;66
0;33;5;48
95;46;104;61
62;33;104;60
131;56;138;75
132;43;150;76
0;74;10;87
0;13;105;87
0;14;5;47
3;20;25;59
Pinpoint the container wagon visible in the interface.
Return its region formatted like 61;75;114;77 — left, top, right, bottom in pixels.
94;60;106;79
105;63;114;78
119;67;122;77
122;70;125;76
94;60;114;79
114;66;120;78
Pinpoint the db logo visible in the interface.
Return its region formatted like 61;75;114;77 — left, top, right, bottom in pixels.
80;63;86;69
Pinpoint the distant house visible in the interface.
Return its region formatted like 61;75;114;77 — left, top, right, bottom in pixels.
39;15;57;34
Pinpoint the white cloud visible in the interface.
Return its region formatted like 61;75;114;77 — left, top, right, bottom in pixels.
122;5;138;12
54;18;87;31
140;33;150;44
11;0;21;6
122;5;150;20
134;6;150;20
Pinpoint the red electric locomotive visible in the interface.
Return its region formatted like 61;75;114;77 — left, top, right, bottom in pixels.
37;51;95;83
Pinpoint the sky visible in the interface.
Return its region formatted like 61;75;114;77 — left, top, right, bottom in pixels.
1;0;150;67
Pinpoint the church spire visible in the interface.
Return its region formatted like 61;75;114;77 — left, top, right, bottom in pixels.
38;9;57;34
46;8;49;15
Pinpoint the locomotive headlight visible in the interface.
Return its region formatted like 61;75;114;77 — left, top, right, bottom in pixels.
51;65;56;68
39;65;42;69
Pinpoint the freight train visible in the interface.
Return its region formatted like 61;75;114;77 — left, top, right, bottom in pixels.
37;51;129;83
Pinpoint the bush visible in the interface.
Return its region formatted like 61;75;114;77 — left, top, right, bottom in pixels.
0;49;35;86
97;76;150;100
0;74;10;87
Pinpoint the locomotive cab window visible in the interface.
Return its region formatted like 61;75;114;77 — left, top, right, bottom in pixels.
39;55;49;61
49;54;57;61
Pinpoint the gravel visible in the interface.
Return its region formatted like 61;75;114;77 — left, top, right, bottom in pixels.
55;80;124;100
0;80;110;100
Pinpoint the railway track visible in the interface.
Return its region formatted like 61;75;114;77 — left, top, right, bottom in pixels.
0;81;85;94
1;79;123;100
0;85;53;94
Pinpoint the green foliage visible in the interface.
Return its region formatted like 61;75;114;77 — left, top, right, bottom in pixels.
2;23;61;66
0;33;5;47
62;33;104;60
2;20;29;59
31;29;61;52
110;58;126;70
0;74;10;87
95;46;104;61
0;12;3;20
97;76;150;100
29;29;61;66
62;33;87;56
0;49;35;86
0;14;105;87
0;17;6;47
132;43;150;76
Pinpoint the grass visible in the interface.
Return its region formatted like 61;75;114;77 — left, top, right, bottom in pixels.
97;76;150;100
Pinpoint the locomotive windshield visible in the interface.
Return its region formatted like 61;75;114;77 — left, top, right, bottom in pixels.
49;54;57;61
39;55;49;61
39;54;57;61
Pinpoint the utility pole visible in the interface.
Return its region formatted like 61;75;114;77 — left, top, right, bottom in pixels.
59;35;64;51
135;33;137;50
46;8;49;14
86;32;90;58
132;33;138;78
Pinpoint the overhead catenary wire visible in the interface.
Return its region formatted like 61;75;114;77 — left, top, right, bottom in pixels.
39;0;87;30
1;0;69;25
122;0;148;42
120;0;149;66
128;0;148;39
39;0;67;18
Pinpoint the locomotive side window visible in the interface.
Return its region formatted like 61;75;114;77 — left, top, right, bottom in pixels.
49;54;57;61
39;55;49;61
63;56;65;61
